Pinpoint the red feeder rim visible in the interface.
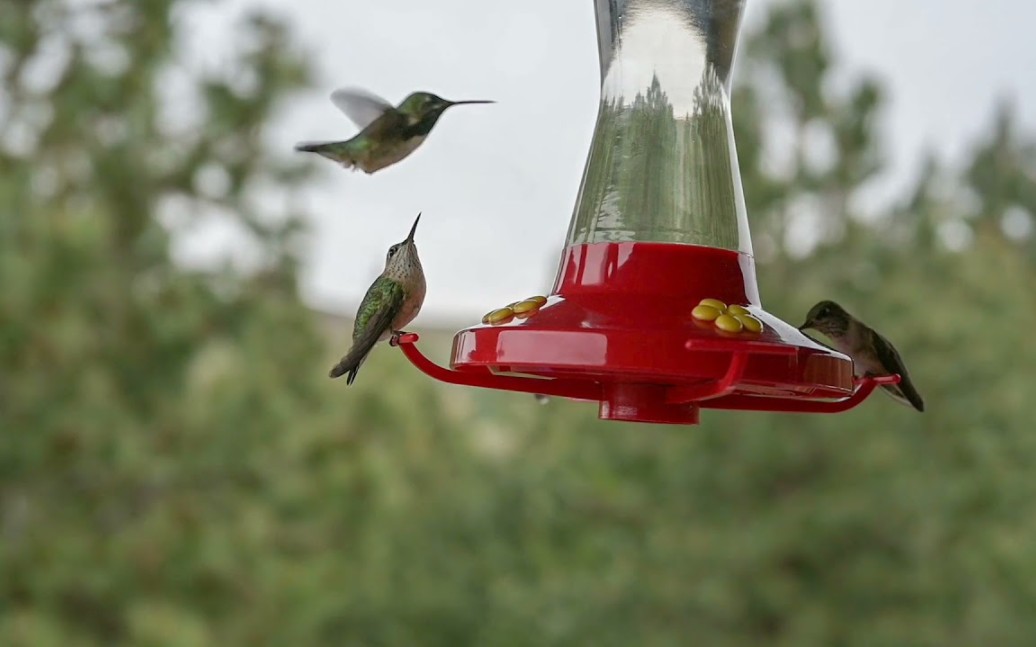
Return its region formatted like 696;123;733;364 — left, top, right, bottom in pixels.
395;332;899;421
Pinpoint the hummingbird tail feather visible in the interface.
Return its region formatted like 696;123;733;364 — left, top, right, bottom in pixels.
294;141;356;168
328;350;368;383
897;381;925;412
328;332;381;385
294;141;329;153
880;383;925;413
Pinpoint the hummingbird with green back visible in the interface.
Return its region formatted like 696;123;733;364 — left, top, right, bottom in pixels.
799;300;925;412
295;87;494;174
329;213;426;384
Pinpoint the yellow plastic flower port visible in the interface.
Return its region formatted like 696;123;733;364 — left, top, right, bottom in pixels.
734;313;763;333
482;308;515;325
691;304;723;321
512;299;543;315
714;313;743;333
691;297;764;335
482;296;548;326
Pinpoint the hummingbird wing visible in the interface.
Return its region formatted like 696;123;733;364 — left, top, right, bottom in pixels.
870;328;926;412
330;87;394;130
328;277;404;384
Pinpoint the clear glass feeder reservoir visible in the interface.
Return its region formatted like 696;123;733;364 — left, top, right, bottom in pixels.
395;0;881;424
570;0;751;252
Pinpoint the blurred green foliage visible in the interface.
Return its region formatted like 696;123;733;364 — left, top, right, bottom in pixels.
3;0;1036;645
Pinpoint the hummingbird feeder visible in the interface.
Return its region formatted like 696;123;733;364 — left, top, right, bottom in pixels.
394;0;897;424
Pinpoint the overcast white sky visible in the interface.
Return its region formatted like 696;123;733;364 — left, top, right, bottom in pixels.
180;0;1036;326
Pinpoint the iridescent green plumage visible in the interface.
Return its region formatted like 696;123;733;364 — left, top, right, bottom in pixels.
330;277;404;384
329;214;426;384
295;87;493;174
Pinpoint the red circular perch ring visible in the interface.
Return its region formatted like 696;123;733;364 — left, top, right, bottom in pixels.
392;242;901;425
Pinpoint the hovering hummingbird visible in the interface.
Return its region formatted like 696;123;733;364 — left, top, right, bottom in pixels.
799;300;925;412
329;213;426;384
295;87;494;174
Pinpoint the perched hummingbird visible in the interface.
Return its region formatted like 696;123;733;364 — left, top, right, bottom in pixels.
329;213;426;384
295;87;494;174
799;300;925;412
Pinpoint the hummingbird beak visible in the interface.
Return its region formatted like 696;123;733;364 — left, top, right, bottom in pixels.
798;319;812;331
405;212;421;243
446;99;495;107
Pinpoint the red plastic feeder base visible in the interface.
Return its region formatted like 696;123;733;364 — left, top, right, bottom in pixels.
396;242;898;425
